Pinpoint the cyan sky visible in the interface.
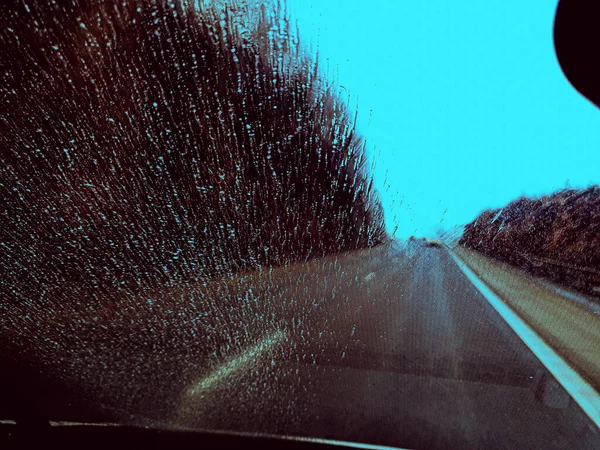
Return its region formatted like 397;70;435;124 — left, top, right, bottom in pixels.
289;0;600;238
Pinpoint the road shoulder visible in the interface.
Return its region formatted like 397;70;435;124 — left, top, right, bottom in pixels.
448;245;600;427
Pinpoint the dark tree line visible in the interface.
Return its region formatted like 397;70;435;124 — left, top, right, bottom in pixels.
0;0;387;303
460;186;600;295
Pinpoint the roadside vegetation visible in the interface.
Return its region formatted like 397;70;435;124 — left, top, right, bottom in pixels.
0;0;387;422
0;0;387;305
460;186;600;297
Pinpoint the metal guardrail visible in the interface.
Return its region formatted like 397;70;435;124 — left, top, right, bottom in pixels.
518;252;600;278
513;252;600;296
441;224;600;296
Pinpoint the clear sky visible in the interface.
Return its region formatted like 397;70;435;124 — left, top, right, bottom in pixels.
288;0;600;238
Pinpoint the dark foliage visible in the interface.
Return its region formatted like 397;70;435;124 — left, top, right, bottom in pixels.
0;0;387;302
460;187;600;295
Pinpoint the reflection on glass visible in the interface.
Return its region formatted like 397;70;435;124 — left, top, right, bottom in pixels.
1;1;598;449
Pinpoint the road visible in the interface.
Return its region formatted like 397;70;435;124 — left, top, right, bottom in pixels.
1;240;599;449
454;245;600;393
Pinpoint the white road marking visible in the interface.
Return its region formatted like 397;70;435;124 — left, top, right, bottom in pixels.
447;248;600;428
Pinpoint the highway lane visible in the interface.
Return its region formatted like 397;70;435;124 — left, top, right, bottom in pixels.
307;241;543;383
1;241;600;449
175;241;600;449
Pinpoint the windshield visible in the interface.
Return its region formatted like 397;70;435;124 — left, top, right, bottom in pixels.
1;1;599;449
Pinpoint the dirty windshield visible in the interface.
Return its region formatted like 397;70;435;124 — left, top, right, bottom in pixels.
1;1;599;449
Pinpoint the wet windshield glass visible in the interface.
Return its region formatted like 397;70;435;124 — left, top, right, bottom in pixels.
1;1;599;449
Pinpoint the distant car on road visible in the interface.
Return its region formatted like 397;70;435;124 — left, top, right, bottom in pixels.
424;239;442;248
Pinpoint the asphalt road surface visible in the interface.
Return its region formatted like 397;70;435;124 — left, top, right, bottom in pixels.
2;240;599;449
